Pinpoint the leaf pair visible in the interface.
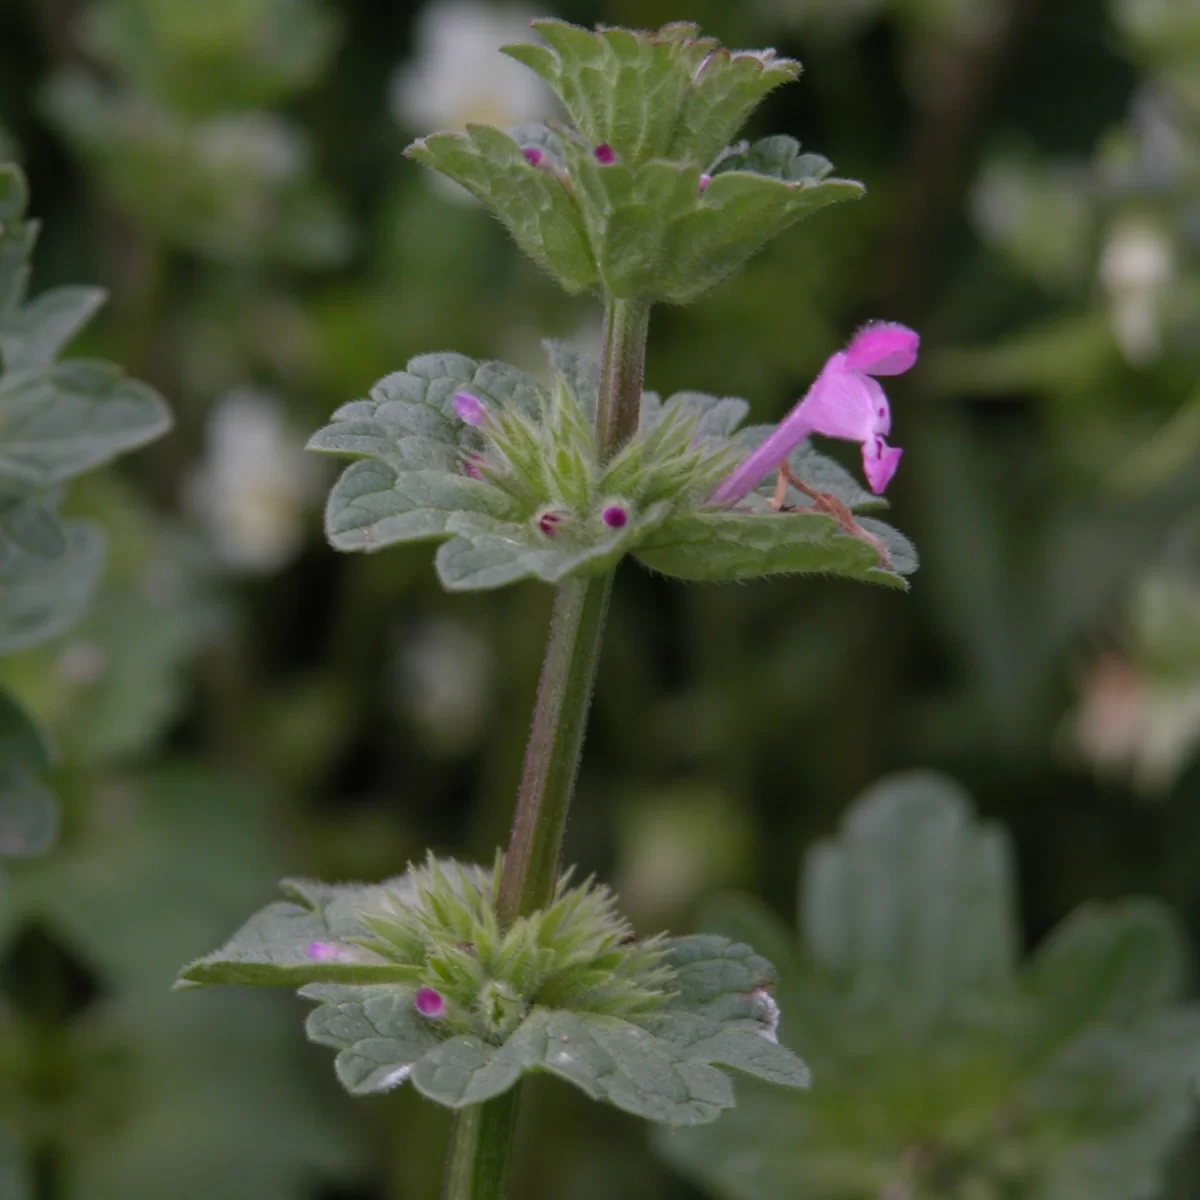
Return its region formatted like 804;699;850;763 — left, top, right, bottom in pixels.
405;21;862;301
178;864;810;1127
310;347;915;591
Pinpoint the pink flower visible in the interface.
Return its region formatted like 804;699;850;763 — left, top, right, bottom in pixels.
593;143;616;165
601;505;628;529
523;147;545;167
452;391;489;427
415;987;446;1018
711;322;918;505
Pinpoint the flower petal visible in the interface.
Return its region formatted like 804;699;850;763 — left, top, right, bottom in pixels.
843;322;920;377
862;436;902;493
709;401;813;505
796;354;884;443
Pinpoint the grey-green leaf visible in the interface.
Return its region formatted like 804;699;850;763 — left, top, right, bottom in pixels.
0;520;104;653
632;508;912;588
0;360;171;486
177;877;422;988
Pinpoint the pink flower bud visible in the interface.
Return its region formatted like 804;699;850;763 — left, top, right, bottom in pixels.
307;942;343;962
699;173;712;194
523;147;544;167
601;506;628;529
453;392;488;427
415;987;445;1018
537;511;564;537
593;144;616;165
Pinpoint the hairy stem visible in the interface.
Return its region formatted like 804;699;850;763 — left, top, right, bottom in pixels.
439;298;650;1200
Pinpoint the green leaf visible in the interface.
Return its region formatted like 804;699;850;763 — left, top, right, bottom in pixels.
0;285;106;371
674;57;802;166
800;772;1018;1037
0;766;56;859
178;876;425;988
0;360;171;487
655;773;1200;1200
0;686;56;860
0;490;67;578
656;166;864;303
182;859;808;1124
1016;900;1189;1068
632;508;914;588
433;502;672;591
525;22;707;164
0;520;104;653
302;935;805;1123
0;686;53;774
405;126;598;293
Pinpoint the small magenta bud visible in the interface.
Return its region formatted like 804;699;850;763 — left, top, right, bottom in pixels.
602;505;628;529
453;391;488;427
522;146;544;167
415;987;446;1018
307;942;342;962
462;453;484;480
699;173;712;193
593;143;615;165
537;511;563;537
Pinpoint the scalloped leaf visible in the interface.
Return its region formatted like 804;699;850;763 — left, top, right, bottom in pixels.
0;285;106;371
405;126;598;293
0;360;170;487
503;21;713;166
562;144;861;301
0;520;104;653
656;773;1200;1200
0;685;57;861
0;489;67;578
298;934;806;1125
632;508;914;588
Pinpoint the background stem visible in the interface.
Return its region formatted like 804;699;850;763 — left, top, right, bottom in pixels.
439;298;650;1200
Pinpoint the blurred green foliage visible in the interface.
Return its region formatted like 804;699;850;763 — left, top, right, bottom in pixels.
1;0;1200;1197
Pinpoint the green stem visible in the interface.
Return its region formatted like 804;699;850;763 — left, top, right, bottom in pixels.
441;1092;521;1200
438;298;650;1200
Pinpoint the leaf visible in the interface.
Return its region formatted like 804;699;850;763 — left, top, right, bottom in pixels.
303;936;806;1124
304;984;443;1094
632;507;913;588
0;686;54;774
405;126;598;293
434;502;672;591
0;520;104;653
0;285;106;371
657;168;864;303
712;135;835;184
0;766;56;858
1016;900;1189;1069
654;774;1200;1200
675;58;802;167
504;21;711;166
177;877;424;988
0;489;67;578
0;360;171;487
800;771;1018;1036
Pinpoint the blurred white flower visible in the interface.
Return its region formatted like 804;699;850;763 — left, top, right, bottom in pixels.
1099;219;1174;365
1065;652;1200;793
186;389;323;573
390;0;548;133
392;617;494;755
